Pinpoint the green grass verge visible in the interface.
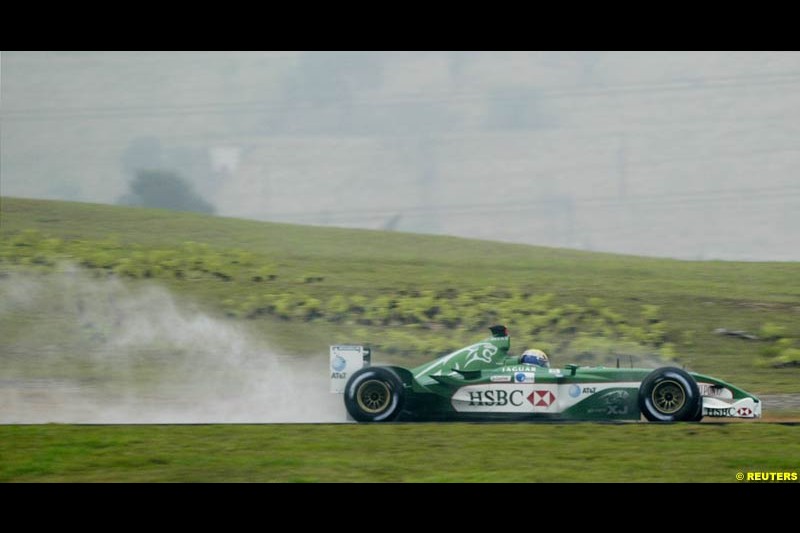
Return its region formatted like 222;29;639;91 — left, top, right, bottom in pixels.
1;423;797;482
2;197;800;393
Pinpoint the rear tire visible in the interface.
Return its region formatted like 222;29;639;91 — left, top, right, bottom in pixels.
639;367;701;422
344;367;405;422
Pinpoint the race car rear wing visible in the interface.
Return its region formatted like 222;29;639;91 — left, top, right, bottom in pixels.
329;345;371;393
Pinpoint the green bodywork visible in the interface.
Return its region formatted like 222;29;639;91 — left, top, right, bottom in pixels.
379;329;760;421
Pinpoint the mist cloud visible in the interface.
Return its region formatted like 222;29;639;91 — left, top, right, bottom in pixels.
3;51;799;260
0;267;346;423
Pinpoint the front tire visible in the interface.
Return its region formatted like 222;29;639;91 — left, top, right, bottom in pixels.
639;367;701;422
344;367;405;422
689;398;704;422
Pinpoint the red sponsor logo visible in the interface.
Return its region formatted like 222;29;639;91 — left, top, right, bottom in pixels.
737;407;753;416
527;390;556;407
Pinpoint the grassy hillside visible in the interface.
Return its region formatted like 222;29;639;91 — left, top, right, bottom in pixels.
2;197;799;393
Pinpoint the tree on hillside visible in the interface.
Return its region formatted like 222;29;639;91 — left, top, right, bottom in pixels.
118;170;215;214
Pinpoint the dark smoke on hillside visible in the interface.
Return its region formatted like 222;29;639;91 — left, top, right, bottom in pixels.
0;267;345;423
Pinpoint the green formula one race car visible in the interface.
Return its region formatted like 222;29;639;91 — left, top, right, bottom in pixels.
329;325;761;423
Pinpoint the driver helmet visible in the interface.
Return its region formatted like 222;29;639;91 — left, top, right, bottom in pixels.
520;348;549;368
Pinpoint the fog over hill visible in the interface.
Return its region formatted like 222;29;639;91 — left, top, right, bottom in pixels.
2;51;799;260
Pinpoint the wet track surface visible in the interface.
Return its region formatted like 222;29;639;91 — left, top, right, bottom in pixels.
760;394;800;411
0;378;797;424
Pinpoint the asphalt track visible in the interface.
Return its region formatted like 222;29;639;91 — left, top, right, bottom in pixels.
760;394;800;410
1;378;797;424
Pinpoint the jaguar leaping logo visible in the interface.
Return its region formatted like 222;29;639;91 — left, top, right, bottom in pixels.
463;343;498;368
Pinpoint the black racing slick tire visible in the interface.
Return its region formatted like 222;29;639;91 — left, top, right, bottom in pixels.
344;367;405;422
690;398;704;422
638;367;701;422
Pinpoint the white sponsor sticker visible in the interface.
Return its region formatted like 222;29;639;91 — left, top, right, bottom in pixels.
702;397;760;418
451;384;561;413
490;375;512;383
513;372;536;383
452;385;531;412
329;345;369;393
